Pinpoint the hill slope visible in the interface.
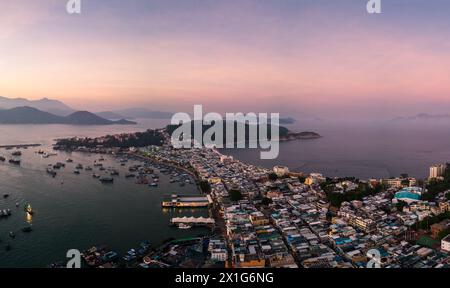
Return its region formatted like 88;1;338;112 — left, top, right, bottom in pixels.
0;107;136;125
0;96;74;115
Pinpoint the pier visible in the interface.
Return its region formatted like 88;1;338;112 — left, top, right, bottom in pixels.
0;144;41;149
170;216;215;226
162;194;212;208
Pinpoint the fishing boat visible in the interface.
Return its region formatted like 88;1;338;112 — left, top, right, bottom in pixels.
24;204;34;215
85;166;93;171
99;176;114;183
0;209;12;217
11;151;22;156
46;168;57;177
0;156;5;162
3;194;9;199
66;158;73;163
53;162;65;169
9;231;16;238
74;170;80;175
93;173;100;178
177;223;192;229
9;158;20;165
22;226;33;233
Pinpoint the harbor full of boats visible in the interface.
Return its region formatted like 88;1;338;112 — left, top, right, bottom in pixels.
0;145;209;267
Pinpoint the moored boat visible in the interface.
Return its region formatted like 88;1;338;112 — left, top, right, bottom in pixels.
99;176;114;183
177;223;192;229
22;226;33;233
46;168;57;177
9;158;20;165
24;204;34;215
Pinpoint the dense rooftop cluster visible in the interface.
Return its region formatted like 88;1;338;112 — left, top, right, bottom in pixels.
141;134;450;268
54;129;450;268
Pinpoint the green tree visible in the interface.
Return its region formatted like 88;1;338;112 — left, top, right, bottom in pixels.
230;189;243;202
261;197;273;206
199;180;211;194
401;179;410;186
268;172;278;181
438;229;450;240
396;200;407;212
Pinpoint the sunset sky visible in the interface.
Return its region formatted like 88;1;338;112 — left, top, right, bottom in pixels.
1;0;450;119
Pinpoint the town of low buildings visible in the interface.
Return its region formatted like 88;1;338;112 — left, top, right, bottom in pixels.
135;134;450;268
58;130;450;268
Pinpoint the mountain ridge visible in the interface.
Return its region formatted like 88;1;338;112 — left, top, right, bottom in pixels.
0;106;136;125
0;96;75;116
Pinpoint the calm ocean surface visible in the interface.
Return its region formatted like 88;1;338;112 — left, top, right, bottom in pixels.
1;119;450;267
0;119;208;268
223;121;450;180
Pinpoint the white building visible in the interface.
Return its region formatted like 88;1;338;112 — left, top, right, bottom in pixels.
273;166;289;177
208;239;228;262
430;164;446;179
381;177;416;188
336;180;358;192
211;248;228;262
305;173;326;185
442;234;450;253
220;155;234;163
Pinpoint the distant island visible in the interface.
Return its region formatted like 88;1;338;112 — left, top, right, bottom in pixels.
0;95;74;116
54;121;320;150
0;95;173;119
0;106;136;125
100;108;173;120
279;131;321;141
392;113;450;122
54;129;164;150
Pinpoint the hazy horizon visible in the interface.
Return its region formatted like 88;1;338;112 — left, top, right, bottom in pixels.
1;0;450;121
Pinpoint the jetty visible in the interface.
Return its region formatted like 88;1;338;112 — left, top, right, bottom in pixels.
170;216;215;227
0;144;41;149
162;194;212;208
